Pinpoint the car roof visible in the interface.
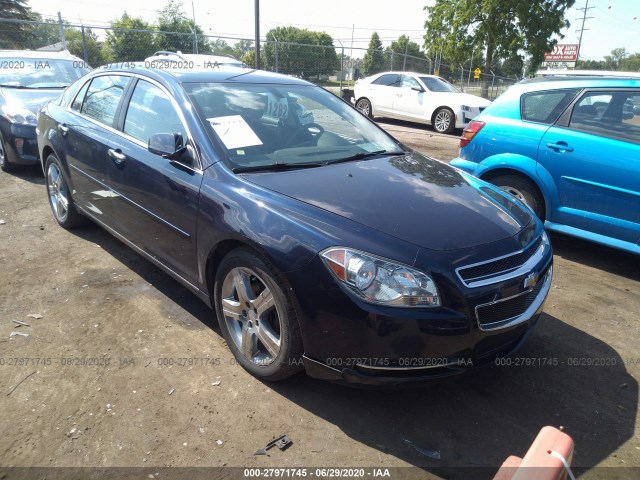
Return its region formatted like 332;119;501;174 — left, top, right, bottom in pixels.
0;49;82;60
513;75;640;92
94;64;314;86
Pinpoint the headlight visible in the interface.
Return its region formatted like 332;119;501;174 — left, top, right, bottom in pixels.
321;247;440;307
461;105;472;112
1;105;37;126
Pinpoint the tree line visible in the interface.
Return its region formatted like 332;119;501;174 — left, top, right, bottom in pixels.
1;0;637;83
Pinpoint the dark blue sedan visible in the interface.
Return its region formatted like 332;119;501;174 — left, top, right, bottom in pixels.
36;65;553;385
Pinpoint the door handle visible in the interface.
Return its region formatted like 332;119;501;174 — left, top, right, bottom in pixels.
59;124;69;136
546;142;574;153
108;148;126;165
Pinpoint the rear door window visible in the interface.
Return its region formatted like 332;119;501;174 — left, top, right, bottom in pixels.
372;74;400;87
521;89;579;124
80;75;130;128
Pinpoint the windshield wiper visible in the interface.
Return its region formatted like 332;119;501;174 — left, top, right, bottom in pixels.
232;162;324;173
324;149;405;165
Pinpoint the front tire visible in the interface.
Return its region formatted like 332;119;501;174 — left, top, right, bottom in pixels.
214;248;304;381
432;107;455;134
45;154;85;228
355;98;373;118
490;174;546;220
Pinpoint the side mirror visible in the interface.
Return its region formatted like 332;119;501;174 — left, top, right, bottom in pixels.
411;86;424;92
148;133;189;162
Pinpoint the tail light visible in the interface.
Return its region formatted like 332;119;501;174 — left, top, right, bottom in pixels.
459;120;485;148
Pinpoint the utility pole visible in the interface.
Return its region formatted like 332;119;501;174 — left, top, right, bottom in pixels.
575;0;594;62
254;0;260;69
192;1;198;54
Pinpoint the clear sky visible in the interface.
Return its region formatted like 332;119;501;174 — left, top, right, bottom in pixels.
26;0;640;61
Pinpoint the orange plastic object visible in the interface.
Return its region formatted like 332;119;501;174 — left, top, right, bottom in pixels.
493;426;574;480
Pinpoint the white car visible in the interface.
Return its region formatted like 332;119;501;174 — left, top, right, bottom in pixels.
354;72;490;134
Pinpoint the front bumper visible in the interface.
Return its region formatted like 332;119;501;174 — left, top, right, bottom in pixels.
288;234;553;386
301;268;550;386
1;122;39;165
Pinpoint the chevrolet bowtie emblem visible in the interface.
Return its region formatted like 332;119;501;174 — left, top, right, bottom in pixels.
523;272;539;289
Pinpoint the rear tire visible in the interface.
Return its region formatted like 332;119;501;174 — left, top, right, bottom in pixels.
355;98;373;118
214;248;304;381
490;174;546;220
45;154;85;228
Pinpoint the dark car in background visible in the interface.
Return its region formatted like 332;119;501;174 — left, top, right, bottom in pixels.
37;65;552;385
0;49;90;172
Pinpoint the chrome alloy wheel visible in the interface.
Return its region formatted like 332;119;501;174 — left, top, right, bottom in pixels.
220;267;282;366
433;109;452;133
47;162;69;223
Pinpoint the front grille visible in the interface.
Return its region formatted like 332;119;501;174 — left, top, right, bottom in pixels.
457;237;543;286
475;272;547;329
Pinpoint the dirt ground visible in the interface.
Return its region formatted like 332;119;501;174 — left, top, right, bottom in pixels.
0;121;639;480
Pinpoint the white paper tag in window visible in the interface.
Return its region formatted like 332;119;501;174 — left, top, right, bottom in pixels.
207;115;263;150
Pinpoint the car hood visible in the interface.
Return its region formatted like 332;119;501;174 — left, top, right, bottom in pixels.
1;87;63;115
243;153;532;251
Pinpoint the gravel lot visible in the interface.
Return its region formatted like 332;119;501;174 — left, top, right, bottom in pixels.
0;120;638;479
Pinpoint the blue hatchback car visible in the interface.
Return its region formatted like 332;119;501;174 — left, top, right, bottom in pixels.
37;65;552;385
451;73;640;255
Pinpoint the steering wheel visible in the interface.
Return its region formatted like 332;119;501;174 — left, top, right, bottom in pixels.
284;122;325;148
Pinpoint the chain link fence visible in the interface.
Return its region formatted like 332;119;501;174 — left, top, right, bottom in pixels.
0;16;517;100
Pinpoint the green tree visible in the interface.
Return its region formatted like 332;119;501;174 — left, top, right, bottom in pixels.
156;0;208;54
65;28;107;67
104;13;156;62
386;35;429;72
603;47;627;70
0;0;34;48
362;32;385;75
424;0;575;94
232;39;254;61
22;15;60;50
263;26;339;78
621;52;640;72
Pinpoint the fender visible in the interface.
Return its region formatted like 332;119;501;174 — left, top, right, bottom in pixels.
467;153;558;219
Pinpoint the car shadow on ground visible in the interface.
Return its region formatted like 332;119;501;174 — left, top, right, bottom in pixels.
3;164;45;185
67;223;218;334
67;224;637;479
375;117;461;137
271;312;637;478
550;232;640;281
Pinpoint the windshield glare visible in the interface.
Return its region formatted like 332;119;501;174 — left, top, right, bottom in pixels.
419;77;460;93
0;58;90;88
185;82;400;169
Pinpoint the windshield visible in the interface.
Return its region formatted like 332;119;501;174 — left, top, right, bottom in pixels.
0;57;90;88
184;82;401;170
419;76;460;93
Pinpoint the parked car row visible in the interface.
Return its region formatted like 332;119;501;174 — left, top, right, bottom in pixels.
2;47;637;385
